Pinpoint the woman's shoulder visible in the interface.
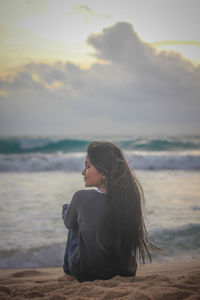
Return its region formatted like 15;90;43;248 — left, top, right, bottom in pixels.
71;189;107;211
71;190;98;207
73;189;107;202
73;189;98;199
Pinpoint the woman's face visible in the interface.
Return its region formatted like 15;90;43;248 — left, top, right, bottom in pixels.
82;155;105;190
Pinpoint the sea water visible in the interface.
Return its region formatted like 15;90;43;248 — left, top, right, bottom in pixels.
0;136;199;268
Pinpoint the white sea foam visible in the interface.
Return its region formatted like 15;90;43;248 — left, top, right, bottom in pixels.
0;152;85;172
0;151;200;172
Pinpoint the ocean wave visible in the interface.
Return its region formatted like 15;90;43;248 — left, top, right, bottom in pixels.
0;137;90;154
0;151;200;172
0;223;199;268
0;243;65;269
150;223;200;261
151;223;200;244
0;136;200;154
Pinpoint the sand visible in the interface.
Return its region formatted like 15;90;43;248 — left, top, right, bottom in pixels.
0;261;200;300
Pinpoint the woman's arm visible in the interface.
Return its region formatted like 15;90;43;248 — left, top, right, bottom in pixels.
62;193;78;229
62;203;69;228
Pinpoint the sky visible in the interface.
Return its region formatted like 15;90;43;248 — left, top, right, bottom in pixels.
0;0;200;136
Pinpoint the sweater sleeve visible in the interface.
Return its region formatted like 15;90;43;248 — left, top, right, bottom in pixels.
62;192;78;229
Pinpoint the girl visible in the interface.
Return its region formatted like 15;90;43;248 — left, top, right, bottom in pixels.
61;141;157;282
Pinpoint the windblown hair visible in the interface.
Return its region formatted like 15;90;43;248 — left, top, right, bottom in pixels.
87;141;158;270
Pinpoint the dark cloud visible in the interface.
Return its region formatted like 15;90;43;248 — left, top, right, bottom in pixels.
88;22;149;66
87;22;200;101
0;22;199;135
23;63;67;84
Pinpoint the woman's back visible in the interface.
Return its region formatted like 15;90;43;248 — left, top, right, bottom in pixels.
62;141;158;282
63;189;137;281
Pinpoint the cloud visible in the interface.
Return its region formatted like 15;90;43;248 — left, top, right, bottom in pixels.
0;22;200;135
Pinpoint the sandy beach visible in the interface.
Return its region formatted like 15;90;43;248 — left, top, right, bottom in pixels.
0;261;199;299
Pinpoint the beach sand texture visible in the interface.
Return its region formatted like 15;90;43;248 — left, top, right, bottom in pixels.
0;261;199;300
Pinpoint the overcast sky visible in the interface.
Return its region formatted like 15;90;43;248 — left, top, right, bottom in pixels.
0;0;200;136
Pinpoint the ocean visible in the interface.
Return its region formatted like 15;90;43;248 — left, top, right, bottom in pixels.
0;135;199;268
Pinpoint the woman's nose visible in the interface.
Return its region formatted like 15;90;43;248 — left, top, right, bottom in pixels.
82;168;85;175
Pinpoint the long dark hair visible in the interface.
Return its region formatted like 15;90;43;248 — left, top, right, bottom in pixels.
87;141;158;269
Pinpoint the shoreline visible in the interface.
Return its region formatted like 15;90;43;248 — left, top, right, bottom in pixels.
0;261;200;299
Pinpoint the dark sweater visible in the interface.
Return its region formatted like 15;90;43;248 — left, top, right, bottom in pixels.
62;189;136;282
